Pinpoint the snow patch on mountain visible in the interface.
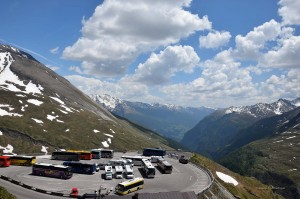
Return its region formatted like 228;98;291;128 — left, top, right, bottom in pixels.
0;104;23;117
27;99;43;106
0;51;43;95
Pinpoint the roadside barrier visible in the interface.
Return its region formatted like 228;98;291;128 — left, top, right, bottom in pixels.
0;174;75;198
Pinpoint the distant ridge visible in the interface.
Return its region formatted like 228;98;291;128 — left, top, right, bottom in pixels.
91;93;215;141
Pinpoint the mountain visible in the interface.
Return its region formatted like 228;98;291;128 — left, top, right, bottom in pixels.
91;94;215;141
219;107;300;199
0;44;173;154
180;98;298;158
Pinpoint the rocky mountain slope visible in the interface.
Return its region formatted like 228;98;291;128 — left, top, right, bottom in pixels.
0;44;172;154
220;107;300;199
180;98;299;158
92;94;214;141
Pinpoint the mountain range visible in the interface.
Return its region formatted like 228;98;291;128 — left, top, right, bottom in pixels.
180;98;299;158
0;44;173;154
92;94;215;141
219;106;300;199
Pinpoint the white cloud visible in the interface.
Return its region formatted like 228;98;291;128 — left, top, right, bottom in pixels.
63;0;211;77
234;19;282;60
260;69;300;99
50;47;59;54
127;45;200;85
199;31;231;49
278;0;300;25
260;36;300;69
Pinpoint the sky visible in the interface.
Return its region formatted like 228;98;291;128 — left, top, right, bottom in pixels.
1;0;300;108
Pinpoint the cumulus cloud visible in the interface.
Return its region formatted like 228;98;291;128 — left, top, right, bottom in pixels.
260;69;300;99
159;49;258;107
127;45;200;85
234;19;282;60
63;0;211;77
65;75;160;103
260;36;300;68
278;0;300;25
199;31;231;49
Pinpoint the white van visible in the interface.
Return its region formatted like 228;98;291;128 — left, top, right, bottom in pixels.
115;166;123;179
105;165;113;180
125;165;134;179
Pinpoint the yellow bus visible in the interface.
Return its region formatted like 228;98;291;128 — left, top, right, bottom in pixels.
9;155;36;166
115;177;144;195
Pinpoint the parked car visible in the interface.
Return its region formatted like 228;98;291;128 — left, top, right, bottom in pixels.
179;156;188;164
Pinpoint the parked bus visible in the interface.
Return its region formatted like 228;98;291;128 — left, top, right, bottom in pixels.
51;151;80;161
142;148;166;157
63;162;97;175
105;165;113;180
100;149;114;158
157;158;173;174
121;155;151;166
124;165;134;179
141;159;155;178
9;155;36;166
115;177;144;195
0;156;10;167
91;150;101;159
67;150;92;160
115;166;123;179
109;159;129;168
32;163;72;179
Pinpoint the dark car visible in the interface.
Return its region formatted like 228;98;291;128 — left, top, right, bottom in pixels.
179;156;188;164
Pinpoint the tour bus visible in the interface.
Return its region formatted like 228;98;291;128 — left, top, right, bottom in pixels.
121;155;151;166
115;165;123;179
105;165;113;180
91;150;101;159
142;148;166;157
157;158;173;174
32;163;72;179
51;151;80;161
63;161;97;175
100;149;114;158
9;155;36;166
125;165;134;179
141;159;155;178
115;177;144;195
0;156;10;167
67;150;92;160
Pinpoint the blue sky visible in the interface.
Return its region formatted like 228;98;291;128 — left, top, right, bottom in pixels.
1;0;299;108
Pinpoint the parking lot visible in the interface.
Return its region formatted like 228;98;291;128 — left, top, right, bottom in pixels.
0;151;211;196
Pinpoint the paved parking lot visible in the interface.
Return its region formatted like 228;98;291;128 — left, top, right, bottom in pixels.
0;152;211;196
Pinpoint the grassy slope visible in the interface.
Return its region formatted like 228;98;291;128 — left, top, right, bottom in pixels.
0;89;173;154
191;153;283;199
219;133;300;199
0;187;16;199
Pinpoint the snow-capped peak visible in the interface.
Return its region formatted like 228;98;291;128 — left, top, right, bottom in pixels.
224;99;296;118
93;94;123;110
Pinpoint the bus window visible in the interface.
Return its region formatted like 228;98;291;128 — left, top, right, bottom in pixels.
51;151;80;161
63;162;96;175
8;155;36;166
142;148;166;157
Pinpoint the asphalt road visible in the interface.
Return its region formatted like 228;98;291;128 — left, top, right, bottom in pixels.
0;152;211;198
